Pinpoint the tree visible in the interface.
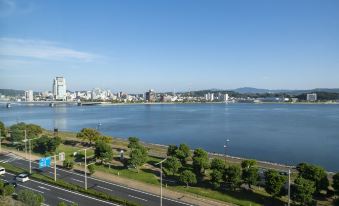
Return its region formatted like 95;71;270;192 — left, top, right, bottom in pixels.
33;135;61;155
210;169;223;189
241;160;259;189
192;148;210;175
167;144;178;157
0;180;15;197
291;177;316;205
8;122;43;143
224;165;242;191
0;121;5;137
164;157;182;175
17;189;45;206
76;128;101;146
57;202;67;206
88;164;95;175
57;202;78;206
179;170;197;187
128;137;140;149
128;145;148;172
94;141;113;164
241;159;256;169
63;158;74;169
333;172;339;195
175;144;191;165
264;170;287;197
100;135;112;143
296;163;329;193
210;158;225;171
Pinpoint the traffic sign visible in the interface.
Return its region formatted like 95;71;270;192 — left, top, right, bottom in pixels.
59;152;65;161
39;157;52;169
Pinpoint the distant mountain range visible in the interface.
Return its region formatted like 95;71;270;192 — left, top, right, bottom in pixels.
232;87;339;94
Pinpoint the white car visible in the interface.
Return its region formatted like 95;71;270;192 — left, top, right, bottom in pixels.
0;167;5;175
16;173;29;182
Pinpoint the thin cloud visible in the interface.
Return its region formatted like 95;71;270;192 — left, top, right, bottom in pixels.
0;38;99;61
0;0;35;17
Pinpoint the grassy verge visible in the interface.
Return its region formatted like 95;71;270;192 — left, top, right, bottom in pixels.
0;162;141;206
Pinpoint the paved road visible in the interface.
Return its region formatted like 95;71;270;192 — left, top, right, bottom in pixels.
0;172;121;206
0;152;193;206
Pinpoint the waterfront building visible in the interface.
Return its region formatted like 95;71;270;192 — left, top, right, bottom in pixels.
307;93;317;101
205;93;214;101
221;93;229;102
25;90;33;101
52;77;67;101
145;89;156;102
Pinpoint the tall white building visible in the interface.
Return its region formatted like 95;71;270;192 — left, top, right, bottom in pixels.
25;90;33;102
221;93;229;102
52;77;67;101
205;93;214;101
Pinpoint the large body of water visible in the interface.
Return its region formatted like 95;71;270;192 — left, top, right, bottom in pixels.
1;103;338;171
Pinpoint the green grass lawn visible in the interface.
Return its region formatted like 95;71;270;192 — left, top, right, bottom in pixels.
56;144;94;159
95;163;160;185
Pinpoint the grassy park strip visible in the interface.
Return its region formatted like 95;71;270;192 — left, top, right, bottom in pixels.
0;162;142;206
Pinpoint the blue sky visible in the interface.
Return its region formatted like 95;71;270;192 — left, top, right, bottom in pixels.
0;0;338;93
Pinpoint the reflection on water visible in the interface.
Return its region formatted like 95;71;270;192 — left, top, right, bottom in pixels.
1;103;339;171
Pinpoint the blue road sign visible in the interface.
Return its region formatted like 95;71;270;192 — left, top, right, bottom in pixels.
39;157;52;169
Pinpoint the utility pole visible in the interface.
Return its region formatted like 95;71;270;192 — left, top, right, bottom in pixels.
84;149;87;190
223;139;230;164
0;129;2;153
288;169;291;206
54;154;57;181
24;129;27;159
156;158;167;206
29;139;31;174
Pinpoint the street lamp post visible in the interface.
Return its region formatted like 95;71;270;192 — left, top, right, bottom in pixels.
24;129;27;159
155;158;167;206
0;129;3;153
23;136;40;174
96;123;102;132
223;139;230;164
288;169;291;206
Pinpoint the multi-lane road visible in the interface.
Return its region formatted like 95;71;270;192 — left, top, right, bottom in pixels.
0;152;193;206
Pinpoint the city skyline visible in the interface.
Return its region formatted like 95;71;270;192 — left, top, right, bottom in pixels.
1;0;339;93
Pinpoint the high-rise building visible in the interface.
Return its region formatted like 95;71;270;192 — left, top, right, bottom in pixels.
221;93;229;102
205;93;214;101
25;90;33;102
145;89;156;102
52;77;67;101
307;93;317;101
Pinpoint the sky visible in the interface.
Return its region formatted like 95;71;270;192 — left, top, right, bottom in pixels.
0;0;338;93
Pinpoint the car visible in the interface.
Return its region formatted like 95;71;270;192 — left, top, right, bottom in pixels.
0;167;5;175
16;173;29;182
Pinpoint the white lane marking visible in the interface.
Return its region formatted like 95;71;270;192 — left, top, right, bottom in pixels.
49;171;60;176
97;185;113;191
18;184;44;194
38;186;51;191
128;194;148;202
15;156;193;206
71;178;84;183
42;204;50;206
29;179;120;206
58;197;74;203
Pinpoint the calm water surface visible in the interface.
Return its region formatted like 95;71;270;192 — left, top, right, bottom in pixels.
1;103;339;171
